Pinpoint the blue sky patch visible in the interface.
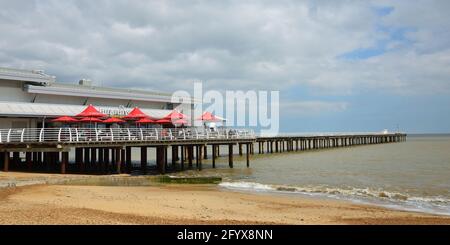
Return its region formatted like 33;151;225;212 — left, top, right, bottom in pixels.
374;6;394;17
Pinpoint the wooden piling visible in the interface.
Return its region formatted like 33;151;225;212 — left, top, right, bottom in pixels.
61;151;68;174
125;146;131;173
26;152;32;171
246;143;250;168
188;145;193;168
212;144;216;168
141;146;147;174
3;152;9;172
198;145;203;171
103;148;110;173
164;146;168;171
156;146;165;174
180;146;185;170
228;144;234;168
195;145;199;169
114;148;121;174
172;145;177;169
91;148;97;172
121;148;126;172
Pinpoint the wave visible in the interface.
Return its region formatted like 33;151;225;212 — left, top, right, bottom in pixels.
218;181;450;216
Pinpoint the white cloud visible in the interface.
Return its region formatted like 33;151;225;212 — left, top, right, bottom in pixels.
281;101;349;116
0;0;449;96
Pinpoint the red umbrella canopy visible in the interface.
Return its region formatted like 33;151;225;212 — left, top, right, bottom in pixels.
173;119;189;125
79;117;103;123
156;118;172;124
197;112;219;122
51;116;79;123
163;110;187;121
136;117;156;124
123;107;150;120
102;117;126;124
76;104;107;118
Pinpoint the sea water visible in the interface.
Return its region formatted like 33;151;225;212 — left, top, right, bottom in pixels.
171;135;450;216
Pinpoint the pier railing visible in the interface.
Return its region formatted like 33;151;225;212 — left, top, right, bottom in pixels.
0;127;255;144
258;132;405;137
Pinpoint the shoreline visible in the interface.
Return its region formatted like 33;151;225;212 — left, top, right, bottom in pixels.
1;175;450;224
217;181;450;218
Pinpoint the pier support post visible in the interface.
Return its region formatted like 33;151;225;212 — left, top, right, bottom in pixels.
3;152;9;172
111;148;116;171
12;152;19;169
198;145;203;171
26;152;32;171
172;145;177;169
239;143;243;156
103;148;110;173
83;148;90;173
195;146;199;169
98;148;104;173
188;145;193;168
246;143;250;168
54;152;60;171
32;152;38;169
228;144;234;168
115;148;121;174
156;146;166;174
121;148;126;173
141;146;147;174
125;146;131;173
37;152;42;168
180;146;185;170
75;148;82;172
91;148;97;173
164;146;168;171
61;151;68;174
212;145;216;168
203;145;208;160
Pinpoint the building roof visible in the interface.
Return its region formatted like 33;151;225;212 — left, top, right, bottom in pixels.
1;66;198;104
24;82;193;104
0;67;56;84
0;101;172;118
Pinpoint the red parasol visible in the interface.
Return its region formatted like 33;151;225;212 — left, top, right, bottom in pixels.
102;117;126;124
197;112;219;122
78;117;103;123
123;107;150;120
136;117;156;124
76;104;107;118
51;116;79;123
162;110;187;121
173;119;189;125
161;110;187;125
156;118;172;124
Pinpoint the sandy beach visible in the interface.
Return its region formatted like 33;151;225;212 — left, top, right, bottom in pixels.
1;172;450;224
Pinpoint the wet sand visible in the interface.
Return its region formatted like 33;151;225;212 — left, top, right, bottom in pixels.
1;182;450;224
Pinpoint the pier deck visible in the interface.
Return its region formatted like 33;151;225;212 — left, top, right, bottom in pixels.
0;127;406;174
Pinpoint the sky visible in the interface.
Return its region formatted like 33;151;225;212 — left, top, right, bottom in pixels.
1;0;450;133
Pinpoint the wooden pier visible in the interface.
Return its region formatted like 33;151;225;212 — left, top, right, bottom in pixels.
0;128;406;174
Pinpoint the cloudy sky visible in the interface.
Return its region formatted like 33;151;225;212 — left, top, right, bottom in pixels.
1;0;449;133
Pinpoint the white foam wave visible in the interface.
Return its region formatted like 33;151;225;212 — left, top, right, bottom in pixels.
219;181;450;216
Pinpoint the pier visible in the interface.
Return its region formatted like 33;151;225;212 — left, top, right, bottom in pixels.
0;127;406;174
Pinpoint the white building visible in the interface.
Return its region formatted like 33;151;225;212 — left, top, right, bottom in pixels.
0;67;193;128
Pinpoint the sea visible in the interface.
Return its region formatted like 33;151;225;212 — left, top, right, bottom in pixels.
170;134;450;216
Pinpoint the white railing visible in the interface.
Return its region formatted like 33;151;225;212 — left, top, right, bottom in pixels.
258;132;406;137
0;127;255;144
